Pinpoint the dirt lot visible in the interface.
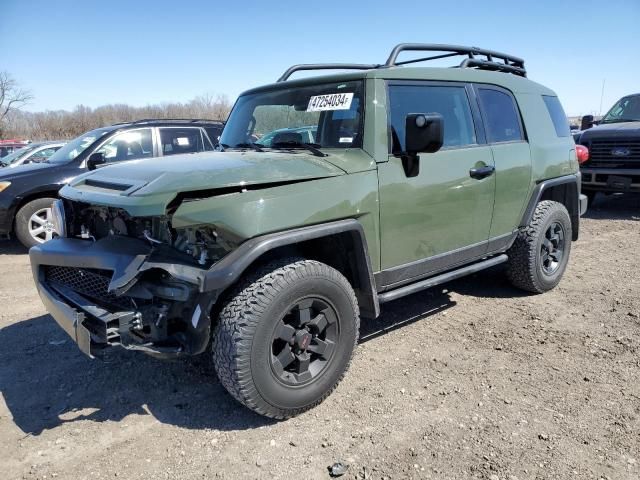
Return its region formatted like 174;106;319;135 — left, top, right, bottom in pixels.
1;194;639;480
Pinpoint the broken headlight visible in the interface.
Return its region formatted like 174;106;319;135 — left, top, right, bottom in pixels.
51;199;67;238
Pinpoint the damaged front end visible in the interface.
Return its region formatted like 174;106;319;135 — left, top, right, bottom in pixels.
30;199;239;358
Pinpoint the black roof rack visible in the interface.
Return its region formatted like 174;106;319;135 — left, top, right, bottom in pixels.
385;43;526;76
277;63;380;82
277;43;526;81
111;118;225;126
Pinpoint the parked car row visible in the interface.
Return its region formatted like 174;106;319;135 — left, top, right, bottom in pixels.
0;139;30;157
0;141;66;168
4;94;637;250
0;119;223;247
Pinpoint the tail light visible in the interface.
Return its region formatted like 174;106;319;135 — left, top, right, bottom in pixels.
575;145;589;164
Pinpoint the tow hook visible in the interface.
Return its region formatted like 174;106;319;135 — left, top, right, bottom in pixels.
131;312;143;331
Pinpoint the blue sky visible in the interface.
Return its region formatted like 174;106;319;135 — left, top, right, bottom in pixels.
1;0;638;116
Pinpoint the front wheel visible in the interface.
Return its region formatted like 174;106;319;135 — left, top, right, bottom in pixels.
506;200;572;293
14;197;58;248
212;258;360;419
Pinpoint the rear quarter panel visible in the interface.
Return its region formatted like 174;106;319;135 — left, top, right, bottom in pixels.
517;92;578;185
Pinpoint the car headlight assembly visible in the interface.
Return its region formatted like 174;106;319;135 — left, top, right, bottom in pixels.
51;199;67;238
0;181;11;192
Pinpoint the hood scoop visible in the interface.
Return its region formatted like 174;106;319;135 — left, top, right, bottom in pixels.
76;176;148;196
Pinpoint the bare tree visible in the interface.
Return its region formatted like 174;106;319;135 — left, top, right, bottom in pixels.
0;72;33;137
2;92;230;141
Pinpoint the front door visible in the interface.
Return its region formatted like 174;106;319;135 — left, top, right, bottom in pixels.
378;82;496;285
91;128;154;165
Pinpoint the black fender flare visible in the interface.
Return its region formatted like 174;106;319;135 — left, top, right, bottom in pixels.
519;173;581;240
203;219;380;319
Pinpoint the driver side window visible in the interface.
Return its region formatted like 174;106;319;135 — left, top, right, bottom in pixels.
94;129;153;163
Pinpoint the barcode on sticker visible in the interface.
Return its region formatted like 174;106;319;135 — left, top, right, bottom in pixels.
307;93;353;112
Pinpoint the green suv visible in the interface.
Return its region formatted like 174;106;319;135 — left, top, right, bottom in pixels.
30;44;588;419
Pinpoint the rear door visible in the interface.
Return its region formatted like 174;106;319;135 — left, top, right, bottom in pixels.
377;81;496;284
475;85;531;241
158;127;210;156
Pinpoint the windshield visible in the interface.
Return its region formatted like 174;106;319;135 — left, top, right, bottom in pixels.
47;127;113;164
220;80;364;150
601;95;640;123
0;144;36;165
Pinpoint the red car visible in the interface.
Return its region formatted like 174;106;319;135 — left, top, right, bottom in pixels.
0;139;30;158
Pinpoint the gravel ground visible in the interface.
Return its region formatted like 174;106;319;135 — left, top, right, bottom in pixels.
1;193;639;480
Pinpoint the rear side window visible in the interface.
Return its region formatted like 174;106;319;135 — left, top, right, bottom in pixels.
160;128;204;155
542;95;571;137
388;84;476;153
204;126;223;147
477;88;523;143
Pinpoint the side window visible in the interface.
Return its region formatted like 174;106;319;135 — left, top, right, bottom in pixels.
204;126;222;147
95;129;153;163
388;84;476;153
202;128;215;151
31;147;58;160
477;88;524;143
160;128;204;155
542;95;571;137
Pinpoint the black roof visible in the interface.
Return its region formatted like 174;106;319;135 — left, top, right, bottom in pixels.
111;118;225;126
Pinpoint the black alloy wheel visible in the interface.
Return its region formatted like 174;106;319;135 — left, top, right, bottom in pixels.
540;221;565;275
270;297;339;386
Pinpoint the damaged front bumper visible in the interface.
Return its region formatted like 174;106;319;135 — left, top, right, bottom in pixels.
30;237;213;358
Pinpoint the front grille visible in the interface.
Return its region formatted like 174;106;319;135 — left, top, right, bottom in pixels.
587;139;640;167
44;266;133;310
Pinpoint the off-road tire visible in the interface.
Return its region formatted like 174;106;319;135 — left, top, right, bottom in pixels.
212;257;360;419
15;197;57;249
506;200;572;293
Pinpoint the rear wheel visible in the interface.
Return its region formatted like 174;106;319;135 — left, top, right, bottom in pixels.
506;200;572;293
212;258;359;419
14;197;58;248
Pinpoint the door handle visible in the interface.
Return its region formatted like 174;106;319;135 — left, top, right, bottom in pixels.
469;165;495;179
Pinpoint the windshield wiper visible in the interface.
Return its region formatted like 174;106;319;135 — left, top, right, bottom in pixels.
601;118;640;124
271;141;327;157
234;142;265;152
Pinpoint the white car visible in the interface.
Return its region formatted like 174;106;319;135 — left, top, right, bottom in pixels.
0;141;66;168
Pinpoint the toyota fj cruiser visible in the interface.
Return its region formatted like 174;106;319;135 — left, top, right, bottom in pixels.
576;93;640;205
30;44;587;419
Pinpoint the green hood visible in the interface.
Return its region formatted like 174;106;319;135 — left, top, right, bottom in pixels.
60;151;351;216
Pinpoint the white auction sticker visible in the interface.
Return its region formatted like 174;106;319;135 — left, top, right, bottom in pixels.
307;93;353;112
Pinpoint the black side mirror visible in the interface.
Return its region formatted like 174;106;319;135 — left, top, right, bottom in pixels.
580;115;595;131
400;113;444;177
405;113;444;154
87;152;106;171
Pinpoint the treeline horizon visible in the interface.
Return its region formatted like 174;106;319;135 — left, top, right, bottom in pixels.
1;93;232;141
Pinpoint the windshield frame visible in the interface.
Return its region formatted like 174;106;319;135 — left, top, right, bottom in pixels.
220;79;366;152
601;94;640;124
46;127;115;164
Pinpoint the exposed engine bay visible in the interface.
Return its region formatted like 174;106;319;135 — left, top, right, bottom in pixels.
63;200;238;267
